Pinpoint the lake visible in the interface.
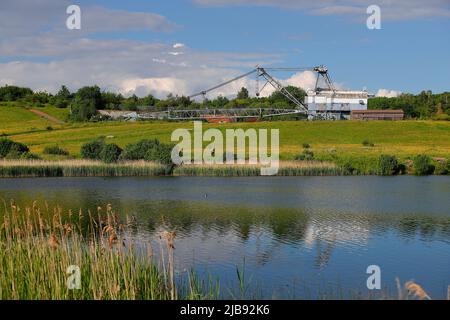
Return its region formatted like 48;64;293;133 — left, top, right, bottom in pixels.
0;176;449;299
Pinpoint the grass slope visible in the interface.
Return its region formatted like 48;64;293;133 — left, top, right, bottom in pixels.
1;105;449;170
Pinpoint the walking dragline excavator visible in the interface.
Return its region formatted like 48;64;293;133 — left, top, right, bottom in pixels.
167;65;369;121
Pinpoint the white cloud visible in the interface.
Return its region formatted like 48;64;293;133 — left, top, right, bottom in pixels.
193;0;450;20
376;89;402;98
168;52;184;56
173;43;186;49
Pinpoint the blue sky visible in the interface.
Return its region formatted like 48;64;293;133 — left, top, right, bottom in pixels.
0;0;449;97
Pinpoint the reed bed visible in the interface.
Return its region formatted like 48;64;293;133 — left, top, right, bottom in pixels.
0;201;219;300
0;160;166;178
0;200;447;300
173;161;343;176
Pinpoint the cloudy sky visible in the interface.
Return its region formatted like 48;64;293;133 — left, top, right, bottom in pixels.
0;0;449;98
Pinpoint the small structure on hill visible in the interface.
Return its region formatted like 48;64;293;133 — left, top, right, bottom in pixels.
351;109;404;120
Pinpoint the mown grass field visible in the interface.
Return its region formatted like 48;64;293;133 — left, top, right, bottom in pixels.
1;105;450;171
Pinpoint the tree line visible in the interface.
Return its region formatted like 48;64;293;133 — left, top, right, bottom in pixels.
0;84;448;121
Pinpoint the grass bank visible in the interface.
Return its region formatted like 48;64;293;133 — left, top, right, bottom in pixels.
173;161;343;176
0;160;167;178
0;160;344;178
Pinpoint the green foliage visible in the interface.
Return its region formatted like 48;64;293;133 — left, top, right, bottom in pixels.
100;143;122;163
43;145;69;156
413;154;435;175
368;91;450;119
302;143;311;149
101;91;123;110
144;143;174;165
434;160;449;175
80;139;105;160
119;139;161;160
119;139;173;165
340;162;356;175
70;86;102;121
362;139;374;147
295;149;314;161
237;87;249;100
0;138;29;158
377;154;400;176
270;86;306;108
53;85;71;108
20;152;41;160
0;86;33;101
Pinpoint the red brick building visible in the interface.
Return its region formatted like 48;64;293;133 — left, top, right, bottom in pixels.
351;109;404;120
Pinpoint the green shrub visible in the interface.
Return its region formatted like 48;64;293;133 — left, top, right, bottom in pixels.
144;143;174;165
0;138;29;158
119;139;160;160
21;152;41;160
377;154;400;176
46;126;53;131
434;160;449;175
341;162;356;175
413;154;435;175
100;143;122;163
295;149;314;161
362;139;374;147
302;143;311;149
43;145;69;156
80;139;105;160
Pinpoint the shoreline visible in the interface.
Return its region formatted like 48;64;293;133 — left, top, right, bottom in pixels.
1;159;446;178
0;159;346;178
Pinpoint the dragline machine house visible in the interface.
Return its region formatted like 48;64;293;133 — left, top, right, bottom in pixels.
306;66;370;120
185;65;370;121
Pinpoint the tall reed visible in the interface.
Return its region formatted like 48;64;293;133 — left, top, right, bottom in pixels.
0;200;216;300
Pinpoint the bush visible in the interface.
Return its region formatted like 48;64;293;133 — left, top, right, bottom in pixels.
43;145;69;156
0;138;29;158
434;160;449;175
362;139;374;147
377;154;400;176
302;143;311;149
20;152;41;160
341;162;356;175
100;143;122;163
413;154;435;175
80;139;105;160
144;143;173;165
119;139;161;160
295;149;314;161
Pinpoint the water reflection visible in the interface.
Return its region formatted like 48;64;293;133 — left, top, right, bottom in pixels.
0;176;449;298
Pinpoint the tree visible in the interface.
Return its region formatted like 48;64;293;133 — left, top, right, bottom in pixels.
100;143;122;163
270;86;306;108
0;85;33;101
101;91;123;110
237;87;249;100
70;86;102;121
80;139;105;160
54;85;71;108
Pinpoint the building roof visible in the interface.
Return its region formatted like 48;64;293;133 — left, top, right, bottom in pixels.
351;109;404;114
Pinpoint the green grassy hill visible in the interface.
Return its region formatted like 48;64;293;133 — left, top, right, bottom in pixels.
1;105;449;172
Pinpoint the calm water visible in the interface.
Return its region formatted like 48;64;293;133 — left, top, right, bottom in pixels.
1;176;449;299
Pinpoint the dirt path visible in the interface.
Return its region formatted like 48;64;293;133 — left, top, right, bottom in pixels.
29;109;65;124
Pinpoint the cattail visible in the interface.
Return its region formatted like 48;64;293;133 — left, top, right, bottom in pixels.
405;281;431;300
48;234;60;249
108;231;118;247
